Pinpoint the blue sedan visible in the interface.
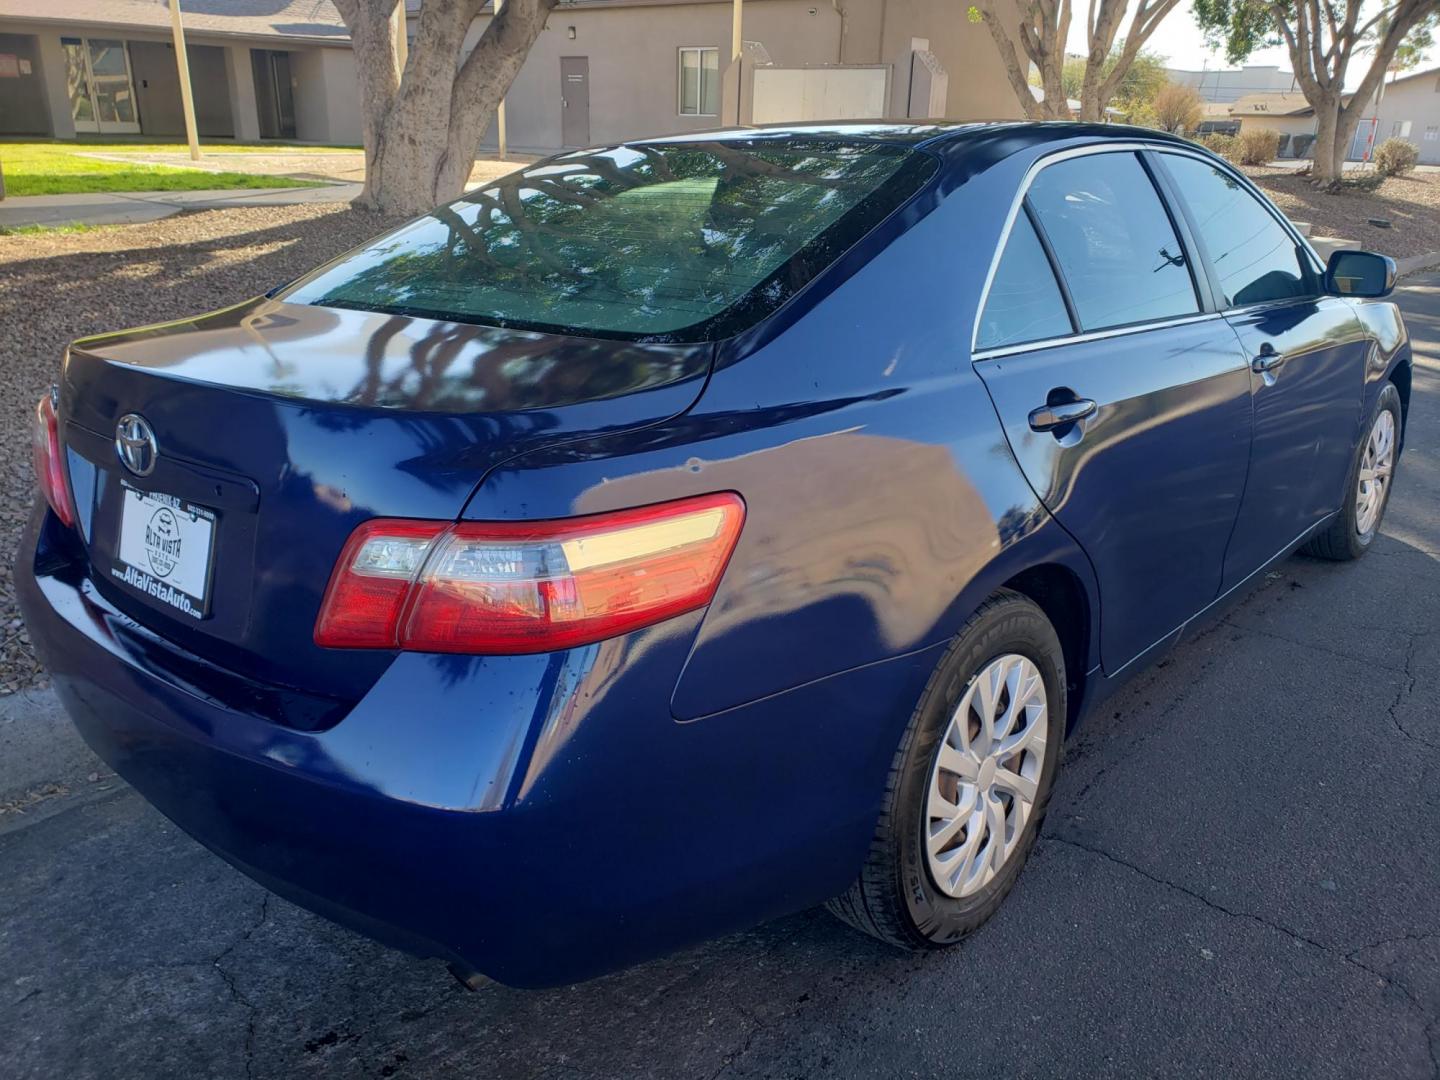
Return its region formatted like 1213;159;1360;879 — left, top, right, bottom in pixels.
19;122;1410;988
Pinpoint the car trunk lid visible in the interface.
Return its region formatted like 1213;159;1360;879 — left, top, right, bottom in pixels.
57;297;711;711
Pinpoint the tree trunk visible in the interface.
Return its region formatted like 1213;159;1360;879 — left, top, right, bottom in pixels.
335;0;556;217
1268;0;1432;192
973;3;1049;120
1308;98;1343;189
1330;101;1367;184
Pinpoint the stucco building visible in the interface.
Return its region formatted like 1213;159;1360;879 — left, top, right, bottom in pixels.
0;0;361;142
452;0;1027;152
0;0;1027;149
1357;65;1440;165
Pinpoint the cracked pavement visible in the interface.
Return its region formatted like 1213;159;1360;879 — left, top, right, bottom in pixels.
3;275;1440;1079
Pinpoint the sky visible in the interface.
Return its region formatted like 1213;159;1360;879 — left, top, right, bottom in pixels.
1065;0;1437;87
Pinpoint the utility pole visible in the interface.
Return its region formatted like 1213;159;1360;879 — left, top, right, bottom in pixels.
168;0;201;160
730;0;744;125
495;0;508;159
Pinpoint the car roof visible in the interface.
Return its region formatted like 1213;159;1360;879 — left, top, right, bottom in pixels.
631;120;1196;154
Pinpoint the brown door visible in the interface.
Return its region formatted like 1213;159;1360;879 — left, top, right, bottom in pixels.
560;56;590;147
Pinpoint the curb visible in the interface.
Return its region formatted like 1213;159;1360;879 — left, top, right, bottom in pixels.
1396;251;1440;278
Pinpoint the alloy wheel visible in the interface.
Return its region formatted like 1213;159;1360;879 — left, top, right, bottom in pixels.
924;653;1049;899
1356;409;1396;537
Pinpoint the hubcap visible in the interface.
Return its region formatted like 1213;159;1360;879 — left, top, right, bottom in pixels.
1356;409;1396;537
924;653;1048;899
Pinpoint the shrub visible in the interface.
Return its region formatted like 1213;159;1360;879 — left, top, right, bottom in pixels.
1196;132;1239;161
1237;127;1281;166
1373;137;1419;176
1151;83;1205;134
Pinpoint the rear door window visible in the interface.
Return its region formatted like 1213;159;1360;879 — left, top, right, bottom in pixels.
1026;152;1200;332
1158;154;1311;308
283;139;937;342
977;211;1074;350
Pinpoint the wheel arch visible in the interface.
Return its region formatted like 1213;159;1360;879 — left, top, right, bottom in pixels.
1388;355;1412;452
999;563;1093;733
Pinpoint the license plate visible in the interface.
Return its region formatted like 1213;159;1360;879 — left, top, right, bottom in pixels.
112;481;217;620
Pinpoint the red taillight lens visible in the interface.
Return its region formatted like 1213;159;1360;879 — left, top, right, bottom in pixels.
314;520;446;648
314;493;745;654
32;393;74;527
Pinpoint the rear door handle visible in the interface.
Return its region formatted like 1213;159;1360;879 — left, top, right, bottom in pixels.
1028;398;1097;432
1252;343;1284;373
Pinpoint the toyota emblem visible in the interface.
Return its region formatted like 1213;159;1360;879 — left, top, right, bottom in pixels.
115;413;158;477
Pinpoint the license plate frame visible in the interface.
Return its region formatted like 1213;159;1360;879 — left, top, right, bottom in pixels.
112;480;218;620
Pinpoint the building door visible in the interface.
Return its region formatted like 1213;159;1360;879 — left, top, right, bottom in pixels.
61;36;141;135
560;56;590;148
129;42;235;138
252;49;297;140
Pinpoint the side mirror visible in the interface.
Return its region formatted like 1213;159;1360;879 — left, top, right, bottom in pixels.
1324;249;1396;299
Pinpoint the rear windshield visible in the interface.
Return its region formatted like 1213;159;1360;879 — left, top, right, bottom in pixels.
283;138;937;342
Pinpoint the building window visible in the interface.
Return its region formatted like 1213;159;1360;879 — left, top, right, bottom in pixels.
678;47;719;116
1426;125;1439;142
1391;120;1412;138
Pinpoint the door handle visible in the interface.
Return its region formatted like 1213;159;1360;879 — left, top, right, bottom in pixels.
1252;343;1284;373
1028;398;1097;432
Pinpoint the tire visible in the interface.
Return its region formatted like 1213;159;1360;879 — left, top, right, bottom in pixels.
827;589;1066;950
1302;381;1402;561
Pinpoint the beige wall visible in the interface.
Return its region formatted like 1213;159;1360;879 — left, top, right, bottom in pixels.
474;0;1026;152
317;47;361;145
289;48;331;142
0;21;357;143
1364;73;1440;165
865;0;1025;121
1237;114;1315;139
477;0;845;151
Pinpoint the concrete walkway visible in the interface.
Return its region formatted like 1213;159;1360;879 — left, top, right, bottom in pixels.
0;183;362;229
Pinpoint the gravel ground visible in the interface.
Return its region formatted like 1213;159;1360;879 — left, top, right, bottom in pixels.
1246;166;1440;257
0;204;405;691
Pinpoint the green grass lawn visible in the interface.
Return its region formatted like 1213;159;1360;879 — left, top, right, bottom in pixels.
0;141;337;197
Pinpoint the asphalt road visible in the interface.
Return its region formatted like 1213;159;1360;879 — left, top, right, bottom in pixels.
4;276;1440;1080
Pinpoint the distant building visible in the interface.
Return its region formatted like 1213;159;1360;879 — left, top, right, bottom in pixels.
0;0;360;142
1357;65;1440;165
1167;64;1296;103
1229;92;1333;159
448;0;1031;153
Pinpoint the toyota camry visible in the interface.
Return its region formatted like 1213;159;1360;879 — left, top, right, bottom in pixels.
19;122;1410;988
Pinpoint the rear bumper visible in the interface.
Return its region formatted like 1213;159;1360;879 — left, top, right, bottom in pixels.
18;507;940;987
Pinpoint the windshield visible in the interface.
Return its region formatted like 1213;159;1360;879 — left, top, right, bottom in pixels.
282;138;937;342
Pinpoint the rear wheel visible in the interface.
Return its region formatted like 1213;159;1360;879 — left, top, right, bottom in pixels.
827;590;1065;949
1303;382;1402;561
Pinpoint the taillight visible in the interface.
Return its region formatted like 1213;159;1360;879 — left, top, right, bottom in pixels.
315;492;745;654
32;391;74;527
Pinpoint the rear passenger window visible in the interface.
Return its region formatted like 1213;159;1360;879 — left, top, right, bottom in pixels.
977;212;1074;350
1159;154;1310;307
1027;152;1200;332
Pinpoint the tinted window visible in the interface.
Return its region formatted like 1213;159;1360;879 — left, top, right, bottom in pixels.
1027;152;1199;332
1160;154;1309;307
978;212;1073;349
284;139;936;342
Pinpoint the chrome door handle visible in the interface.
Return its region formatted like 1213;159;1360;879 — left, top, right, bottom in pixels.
1028;398;1097;432
1252;344;1284;373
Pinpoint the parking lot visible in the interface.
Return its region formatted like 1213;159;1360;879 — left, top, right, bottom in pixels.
2;274;1438;1080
